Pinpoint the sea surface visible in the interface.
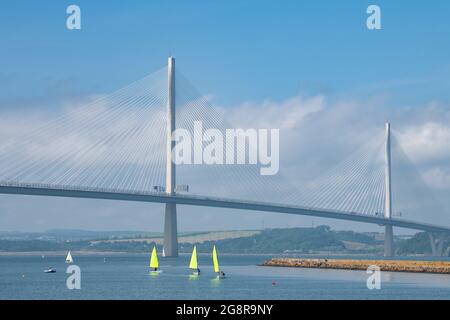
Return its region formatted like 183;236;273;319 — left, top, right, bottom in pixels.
0;254;449;300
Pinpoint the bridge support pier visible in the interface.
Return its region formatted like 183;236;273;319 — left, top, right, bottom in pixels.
429;233;446;257
164;203;178;257
384;225;394;257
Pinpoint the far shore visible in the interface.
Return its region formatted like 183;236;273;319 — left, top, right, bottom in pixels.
0;251;129;256
0;251;438;258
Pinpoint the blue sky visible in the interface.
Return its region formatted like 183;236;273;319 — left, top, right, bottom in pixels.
0;1;450;232
1;1;450;107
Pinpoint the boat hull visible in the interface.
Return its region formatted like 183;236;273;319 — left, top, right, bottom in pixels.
150;270;162;275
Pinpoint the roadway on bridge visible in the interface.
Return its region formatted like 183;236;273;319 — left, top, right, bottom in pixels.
0;182;449;234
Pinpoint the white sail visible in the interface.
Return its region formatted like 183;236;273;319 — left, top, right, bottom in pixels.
65;251;73;263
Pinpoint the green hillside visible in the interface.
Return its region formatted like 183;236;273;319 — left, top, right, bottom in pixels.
396;232;450;255
179;225;382;254
1;226;447;256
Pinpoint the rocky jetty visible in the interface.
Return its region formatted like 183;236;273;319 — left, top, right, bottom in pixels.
263;258;450;274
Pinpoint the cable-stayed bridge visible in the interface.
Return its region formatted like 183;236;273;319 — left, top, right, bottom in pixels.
0;57;449;257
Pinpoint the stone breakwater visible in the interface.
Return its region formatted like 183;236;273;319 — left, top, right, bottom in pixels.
263;258;450;274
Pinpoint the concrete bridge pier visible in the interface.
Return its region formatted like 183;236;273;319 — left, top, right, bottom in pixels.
429;233;446;257
164;203;178;256
384;225;394;257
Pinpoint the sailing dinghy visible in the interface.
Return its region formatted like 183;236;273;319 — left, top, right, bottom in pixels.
189;246;200;275
150;246;162;274
213;245;225;279
65;251;73;264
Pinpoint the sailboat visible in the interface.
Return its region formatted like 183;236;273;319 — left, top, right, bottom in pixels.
213;245;225;279
149;246;162;274
65;251;73;264
189;246;200;275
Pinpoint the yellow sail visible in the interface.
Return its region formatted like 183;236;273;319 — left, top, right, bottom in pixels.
213;245;220;273
189;246;198;269
150;246;159;269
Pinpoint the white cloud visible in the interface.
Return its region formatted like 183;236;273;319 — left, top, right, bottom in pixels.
1;90;450;231
396;122;450;163
422;167;450;190
222;95;325;129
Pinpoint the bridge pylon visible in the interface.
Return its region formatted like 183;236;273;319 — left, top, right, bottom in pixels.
163;56;178;257
384;122;394;257
429;233;447;257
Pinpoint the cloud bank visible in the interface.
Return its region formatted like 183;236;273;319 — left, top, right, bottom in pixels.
0;91;449;232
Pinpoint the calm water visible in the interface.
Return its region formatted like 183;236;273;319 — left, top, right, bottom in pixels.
1;254;450;299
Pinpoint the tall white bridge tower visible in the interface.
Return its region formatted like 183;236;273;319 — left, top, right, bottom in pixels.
163;57;178;257
384;122;394;256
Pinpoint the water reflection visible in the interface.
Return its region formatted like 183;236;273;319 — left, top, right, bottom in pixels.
189;274;199;281
210;276;221;287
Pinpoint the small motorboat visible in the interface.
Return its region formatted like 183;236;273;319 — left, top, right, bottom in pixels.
44;267;56;273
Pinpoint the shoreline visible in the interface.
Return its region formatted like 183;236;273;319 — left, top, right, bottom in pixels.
263;258;450;274
0;251;130;256
0;251;442;258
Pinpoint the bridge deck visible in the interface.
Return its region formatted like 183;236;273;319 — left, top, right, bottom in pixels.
0;182;449;234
